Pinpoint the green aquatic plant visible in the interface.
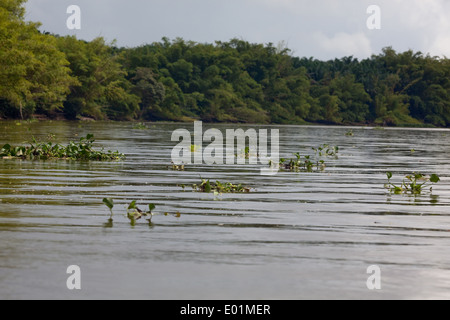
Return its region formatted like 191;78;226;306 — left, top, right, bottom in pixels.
239;146;256;159
191;179;251;194
190;144;200;152
244;146;250;158
279;154;320;172
0;134;125;161
127;200;161;225
386;172;440;194
313;144;339;158
102;199;180;226
103;198;114;218
168;162;185;171
132;122;149;130
102;198;115;227
345;129;354;136
279;144;338;172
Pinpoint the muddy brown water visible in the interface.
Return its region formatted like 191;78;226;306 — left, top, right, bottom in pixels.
1;121;449;299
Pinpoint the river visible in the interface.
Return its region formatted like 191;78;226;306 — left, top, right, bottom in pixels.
1;120;449;299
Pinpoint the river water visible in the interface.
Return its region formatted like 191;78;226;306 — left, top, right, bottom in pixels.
0;121;449;300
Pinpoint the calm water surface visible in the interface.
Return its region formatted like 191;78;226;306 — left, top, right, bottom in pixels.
1;121;449;299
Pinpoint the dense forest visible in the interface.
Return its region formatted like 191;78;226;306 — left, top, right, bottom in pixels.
1;0;450;127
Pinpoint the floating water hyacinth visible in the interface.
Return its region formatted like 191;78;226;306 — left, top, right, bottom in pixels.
191;179;251;194
385;172;440;195
132;122;149;130
102;199;180;227
277;144;339;172
1;134;125;161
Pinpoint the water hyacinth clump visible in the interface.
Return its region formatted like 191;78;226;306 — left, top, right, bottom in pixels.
278;144;339;172
385;172;440;195
188;179;251;194
0;134;125;161
132;122;149;130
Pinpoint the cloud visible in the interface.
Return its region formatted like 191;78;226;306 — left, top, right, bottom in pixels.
22;0;450;60
315;31;373;59
378;0;450;57
429;34;450;58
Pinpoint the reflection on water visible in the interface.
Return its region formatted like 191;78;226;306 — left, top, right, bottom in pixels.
1;121;450;299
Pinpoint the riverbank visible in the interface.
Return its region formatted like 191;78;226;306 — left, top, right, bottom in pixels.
0;116;439;129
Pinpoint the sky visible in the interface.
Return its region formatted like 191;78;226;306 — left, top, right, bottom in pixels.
24;0;450;60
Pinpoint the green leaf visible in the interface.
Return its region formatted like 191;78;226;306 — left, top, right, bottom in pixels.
128;200;137;210
414;173;424;180
205;180;212;193
386;172;393;180
102;198;114;210
149;203;156;213
430;174;440;184
394;186;403;194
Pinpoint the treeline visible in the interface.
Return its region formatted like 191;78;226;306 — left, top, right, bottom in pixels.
1;0;450;127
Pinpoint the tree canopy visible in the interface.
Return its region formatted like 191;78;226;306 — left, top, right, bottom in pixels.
0;0;77;119
2;0;450;127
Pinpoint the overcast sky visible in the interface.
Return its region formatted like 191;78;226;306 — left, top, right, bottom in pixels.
24;0;450;60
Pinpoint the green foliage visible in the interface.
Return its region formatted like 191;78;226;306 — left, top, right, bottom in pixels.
103;198;114;210
191;179;251;194
2;1;450;127
102;198;114;220
56;36;140;120
132;122;149;130
130;67;165;119
386;172;440;194
279;144;338;172
1;134;125;161
102;200;180;226
0;0;77;119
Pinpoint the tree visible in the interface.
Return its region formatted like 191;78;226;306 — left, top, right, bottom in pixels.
329;73;371;123
3;5;450;128
56;36;140;120
130;67;165;119
0;0;76;118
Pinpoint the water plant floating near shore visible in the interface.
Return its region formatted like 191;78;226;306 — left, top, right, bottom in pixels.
345;129;354;136
132;122;149;130
0;134;125;161
385;172;440;194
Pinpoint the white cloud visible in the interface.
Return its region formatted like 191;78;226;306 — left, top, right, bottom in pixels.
390;0;444;29
379;0;450;57
315;31;373;59
429;34;450;58
22;0;450;59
